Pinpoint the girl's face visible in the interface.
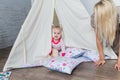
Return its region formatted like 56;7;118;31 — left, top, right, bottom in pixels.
52;28;61;40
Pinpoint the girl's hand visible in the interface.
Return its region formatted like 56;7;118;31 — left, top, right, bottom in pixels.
95;59;105;66
114;61;120;71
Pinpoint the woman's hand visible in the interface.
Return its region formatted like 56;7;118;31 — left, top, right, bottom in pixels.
114;61;120;71
95;59;105;66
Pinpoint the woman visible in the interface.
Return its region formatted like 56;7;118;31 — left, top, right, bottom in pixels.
91;0;120;71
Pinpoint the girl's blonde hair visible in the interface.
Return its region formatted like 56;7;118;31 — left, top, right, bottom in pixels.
94;0;117;45
52;25;63;31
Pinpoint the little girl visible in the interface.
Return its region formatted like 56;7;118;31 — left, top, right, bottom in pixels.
49;25;85;58
49;26;66;57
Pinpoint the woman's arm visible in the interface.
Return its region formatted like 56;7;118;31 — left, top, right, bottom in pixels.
114;44;120;71
95;31;105;66
91;14;105;65
114;6;120;71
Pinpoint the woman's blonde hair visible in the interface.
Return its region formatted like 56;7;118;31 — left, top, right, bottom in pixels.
94;0;117;45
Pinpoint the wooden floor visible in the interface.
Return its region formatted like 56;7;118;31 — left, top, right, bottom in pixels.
0;47;120;80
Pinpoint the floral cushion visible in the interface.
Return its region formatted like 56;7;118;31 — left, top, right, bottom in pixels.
0;71;11;80
65;47;85;58
83;49;110;62
83;50;99;62
45;57;82;74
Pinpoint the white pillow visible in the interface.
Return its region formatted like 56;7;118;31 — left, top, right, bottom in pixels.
83;50;99;62
45;57;82;74
65;48;85;58
83;49;110;62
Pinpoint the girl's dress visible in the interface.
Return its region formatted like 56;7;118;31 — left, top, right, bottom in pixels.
50;38;66;57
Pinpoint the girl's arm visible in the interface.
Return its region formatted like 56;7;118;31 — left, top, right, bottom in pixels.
60;39;66;57
95;31;105;66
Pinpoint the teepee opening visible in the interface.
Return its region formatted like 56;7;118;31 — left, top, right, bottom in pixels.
53;10;60;27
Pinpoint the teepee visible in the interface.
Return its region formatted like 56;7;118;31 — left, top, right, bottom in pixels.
3;0;117;71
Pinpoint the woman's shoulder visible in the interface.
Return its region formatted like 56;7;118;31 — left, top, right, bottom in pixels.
116;6;120;24
116;6;120;15
91;13;96;29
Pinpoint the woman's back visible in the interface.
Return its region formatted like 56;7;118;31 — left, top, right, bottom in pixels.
112;6;120;55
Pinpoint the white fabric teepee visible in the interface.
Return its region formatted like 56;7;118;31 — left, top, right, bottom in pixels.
3;0;117;71
113;0;120;6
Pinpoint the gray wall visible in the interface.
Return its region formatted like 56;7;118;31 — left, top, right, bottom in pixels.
81;0;100;15
0;0;31;49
